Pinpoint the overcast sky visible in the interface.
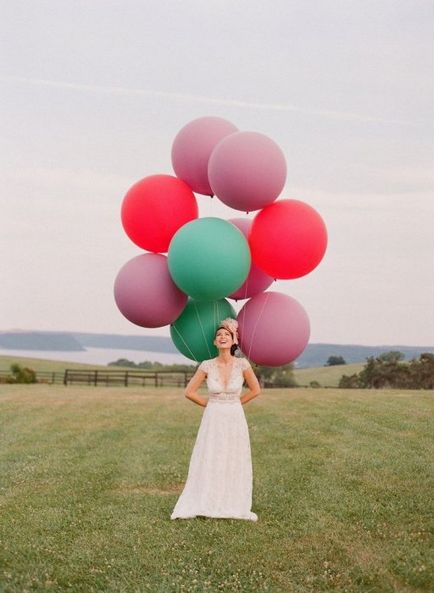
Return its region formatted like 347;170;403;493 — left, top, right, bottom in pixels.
1;0;433;347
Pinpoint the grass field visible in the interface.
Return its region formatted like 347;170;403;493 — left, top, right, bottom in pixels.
1;384;432;593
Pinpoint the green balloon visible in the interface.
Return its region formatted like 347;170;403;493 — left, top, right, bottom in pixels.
168;217;251;300
170;298;236;362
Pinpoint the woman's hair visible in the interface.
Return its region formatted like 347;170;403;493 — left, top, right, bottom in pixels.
215;326;238;356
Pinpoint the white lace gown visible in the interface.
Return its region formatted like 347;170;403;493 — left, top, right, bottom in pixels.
170;357;258;521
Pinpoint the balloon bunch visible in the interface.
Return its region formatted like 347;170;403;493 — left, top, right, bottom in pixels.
114;117;327;367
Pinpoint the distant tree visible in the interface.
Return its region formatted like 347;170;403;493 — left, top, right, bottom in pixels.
9;364;37;384
309;380;321;388
338;351;432;389
325;355;346;366
338;373;362;389
378;351;405;363
108;359;137;368
408;353;434;389
137;361;159;369
107;359;197;373
254;363;297;388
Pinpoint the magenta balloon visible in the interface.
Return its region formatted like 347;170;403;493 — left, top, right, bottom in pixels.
171;116;238;195
227;218;274;300
208;131;287;212
237;291;310;366
114;253;187;328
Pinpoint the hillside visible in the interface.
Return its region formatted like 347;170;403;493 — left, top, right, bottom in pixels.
0;330;432;368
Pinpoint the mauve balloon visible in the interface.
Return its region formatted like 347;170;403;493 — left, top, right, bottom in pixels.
114;253;187;328
208;131;287;212
227;218;274;300
237;291;310;366
171;116;238;195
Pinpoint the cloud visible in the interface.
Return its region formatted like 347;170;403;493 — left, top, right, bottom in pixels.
0;75;421;126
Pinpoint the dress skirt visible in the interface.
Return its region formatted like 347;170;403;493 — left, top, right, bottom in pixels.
170;398;258;521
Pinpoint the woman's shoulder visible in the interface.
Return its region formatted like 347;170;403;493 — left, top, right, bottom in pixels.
198;358;217;372
235;356;252;370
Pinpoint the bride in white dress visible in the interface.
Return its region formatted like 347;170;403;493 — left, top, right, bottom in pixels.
171;318;261;521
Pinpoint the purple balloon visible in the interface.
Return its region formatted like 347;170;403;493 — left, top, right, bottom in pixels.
227;218;274;300
114;253;187;328
208;131;287;212
171;116;238;196
237;291;310;366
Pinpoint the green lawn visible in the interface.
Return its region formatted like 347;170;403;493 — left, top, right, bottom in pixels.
0;385;432;593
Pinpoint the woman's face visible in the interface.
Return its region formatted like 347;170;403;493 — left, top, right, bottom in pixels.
214;328;234;349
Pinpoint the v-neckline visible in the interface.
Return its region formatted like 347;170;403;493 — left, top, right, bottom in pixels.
215;358;235;390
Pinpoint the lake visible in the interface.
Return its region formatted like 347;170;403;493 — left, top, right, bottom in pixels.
0;347;193;366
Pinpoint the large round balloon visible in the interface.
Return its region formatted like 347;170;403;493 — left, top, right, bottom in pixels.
168;217;251;300
121;174;198;253
249;199;328;279
171;116;238;195
237;291;310;366
114;254;187;328
227;218;274;300
171;298;236;361
208;131;287;212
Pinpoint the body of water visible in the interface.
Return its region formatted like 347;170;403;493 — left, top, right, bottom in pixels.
0;348;193;367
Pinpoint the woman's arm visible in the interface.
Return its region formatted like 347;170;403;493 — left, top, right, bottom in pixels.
184;369;208;407
240;368;261;405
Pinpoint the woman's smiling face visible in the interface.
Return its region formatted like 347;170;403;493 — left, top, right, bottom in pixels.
214;328;234;349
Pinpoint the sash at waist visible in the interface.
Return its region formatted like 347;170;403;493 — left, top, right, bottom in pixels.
208;393;241;404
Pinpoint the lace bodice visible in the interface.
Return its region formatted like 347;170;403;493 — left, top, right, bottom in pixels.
198;357;252;403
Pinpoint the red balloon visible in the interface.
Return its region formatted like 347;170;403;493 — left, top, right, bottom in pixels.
121;175;198;253
249;199;327;279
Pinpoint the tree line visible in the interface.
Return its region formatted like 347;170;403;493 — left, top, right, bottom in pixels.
109;358;297;387
338;351;433;389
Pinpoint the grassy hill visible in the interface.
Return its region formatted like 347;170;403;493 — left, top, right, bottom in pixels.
0;354;110;373
0;385;432;592
293;363;364;387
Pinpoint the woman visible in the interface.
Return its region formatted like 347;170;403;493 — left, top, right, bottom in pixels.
170;318;261;521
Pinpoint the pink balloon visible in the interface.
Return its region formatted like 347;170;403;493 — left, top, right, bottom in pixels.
227;218;274;300
237;291;310;366
171;116;238;195
114;254;187;328
208;131;287;212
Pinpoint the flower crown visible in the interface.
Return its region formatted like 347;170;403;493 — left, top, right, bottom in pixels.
218;318;239;345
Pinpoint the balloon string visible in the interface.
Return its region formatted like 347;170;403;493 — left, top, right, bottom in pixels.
242;265;250;301
171;324;198;363
193;301;212;358
247;291;271;361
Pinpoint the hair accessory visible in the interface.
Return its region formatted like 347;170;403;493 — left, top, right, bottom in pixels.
219;318;239;345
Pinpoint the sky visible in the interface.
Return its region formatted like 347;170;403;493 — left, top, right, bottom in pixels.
1;0;433;347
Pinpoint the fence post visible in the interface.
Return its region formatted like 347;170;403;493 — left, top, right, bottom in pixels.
94;371;98;386
125;371;129;387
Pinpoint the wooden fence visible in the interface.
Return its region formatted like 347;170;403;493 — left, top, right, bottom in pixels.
0;368;193;387
63;369;192;387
